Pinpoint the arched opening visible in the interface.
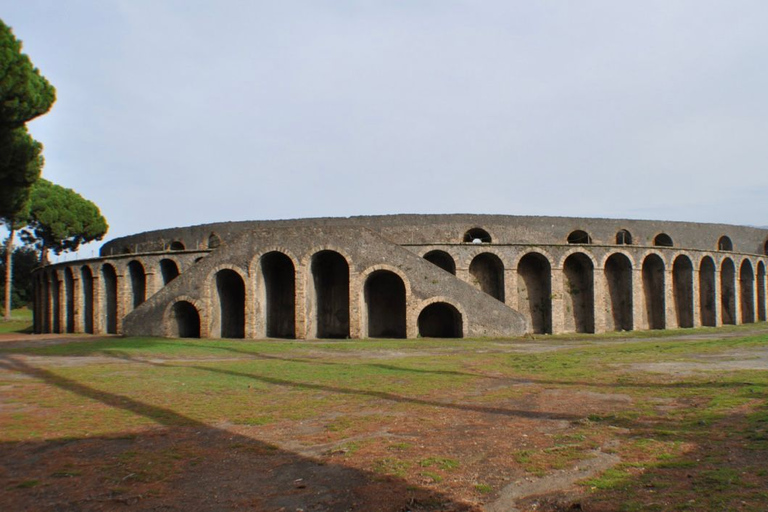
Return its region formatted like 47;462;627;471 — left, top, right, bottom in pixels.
169;301;201;338
699;257;717;327
673;255;694;328
102;264;118;334
50;272;61;334
418;302;462;338
160;259;180;285
721;258;736;325
616;229;632;245
170;241;185;251
567;230;592;244
128;260;146;310
216;269;245;338
469;253;504;302
463;228;491;244
311;251;350;339
563;253;594;333
81;266;94;334
423;250;456;275
517;253;552;334
41;275;51;333
717;236;733;251
365;270;406;338
261;252;296;339
740;260;755;324
208;233;221;249
654;234;673;247
758;262;767;322
64;268;75;333
642;254;665;330
604;253;633;331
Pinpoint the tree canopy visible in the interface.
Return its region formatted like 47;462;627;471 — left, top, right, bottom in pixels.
22;179;108;262
0;126;43;221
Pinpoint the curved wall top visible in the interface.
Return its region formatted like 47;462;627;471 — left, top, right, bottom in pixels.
101;214;768;257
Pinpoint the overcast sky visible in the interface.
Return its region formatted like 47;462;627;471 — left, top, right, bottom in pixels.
3;1;768;259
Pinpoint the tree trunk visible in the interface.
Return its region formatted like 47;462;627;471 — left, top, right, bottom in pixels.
3;229;14;321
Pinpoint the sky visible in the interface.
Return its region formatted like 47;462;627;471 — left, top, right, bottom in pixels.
2;1;768;261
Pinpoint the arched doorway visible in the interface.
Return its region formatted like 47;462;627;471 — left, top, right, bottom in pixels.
758;262;766;322
604;253;633;331
216;269;245;338
642;254;665;330
81;266;94;334
424;250;456;275
64;268;75;333
365;270;406;338
740;260;755;324
470;253;504;302
170;301;201;338
50;272;61;334
418;303;462;338
261;252;296;338
673;256;694;328
128;260;146;309
102;264;118;334
721;258;736;325
311;251;350;338
517;253;552;334
160;259;180;284
699;257;716;327
563;253;594;333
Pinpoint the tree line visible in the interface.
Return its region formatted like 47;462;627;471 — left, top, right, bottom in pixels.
1;19;108;320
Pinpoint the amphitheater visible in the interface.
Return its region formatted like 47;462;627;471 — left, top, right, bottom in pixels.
31;214;768;339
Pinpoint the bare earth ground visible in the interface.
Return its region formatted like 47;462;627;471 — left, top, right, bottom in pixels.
1;328;767;511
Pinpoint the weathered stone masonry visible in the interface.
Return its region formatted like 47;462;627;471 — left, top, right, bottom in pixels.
32;214;768;339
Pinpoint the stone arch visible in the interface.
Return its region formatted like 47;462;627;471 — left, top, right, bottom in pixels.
214;268;246;338
740;259;755;324
616;229;632;245
160;259;180;285
699;256;717;327
208;233;221;249
81;265;94;334
364;270;406;338
469;252;505;302
758;261;766;322
517;252;552;334
310;250;350;339
64;267;76;333
417;301;463;338
717;236;733;251
563;253;594;333
567;230;592;244
423;250;456;275
169;241;185;251
102;263;118;334
604;253;633;331
463;227;492;244
673;255;694;328
167;299;201;338
642;254;665;330
653;233;673;247
128;260;146;310
720;258;736;325
260;251;296;339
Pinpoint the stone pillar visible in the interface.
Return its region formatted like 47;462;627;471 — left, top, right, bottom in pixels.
54;275;65;334
348;270;361;339
550;267;565;334
72;274;83;333
145;270;159;299
92;275;103;334
713;269;722;327
504;268;518;311
665;268;677;330
692;269;701;328
632;268;645;331
295;266;306;339
592;267;607;334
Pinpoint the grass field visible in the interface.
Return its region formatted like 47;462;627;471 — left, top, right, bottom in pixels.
0;308;32;334
1;326;767;510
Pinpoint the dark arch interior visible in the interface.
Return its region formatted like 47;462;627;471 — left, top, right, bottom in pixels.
81;266;94;334
418;303;462;338
128;260;146;309
718;236;733;251
740;260;755;324
170;241;185;251
517;253;552;334
424;250;456;275
673;256;694;328
216;269;245;338
642;254;666;329
563;253;594;333
311;251;350;338
160;259;180;284
208;233;221;249
720;259;736;325
365;271;406;338
171;301;201;338
65;268;75;333
261;252;296;338
567;230;592;244
699;257;717;327
102;264;118;334
50;273;60;334
605;253;633;331
758;262;767;322
469;253;504;302
616;229;632;245
654;234;673;247
463;228;491;244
